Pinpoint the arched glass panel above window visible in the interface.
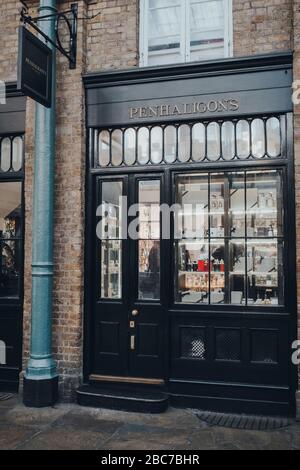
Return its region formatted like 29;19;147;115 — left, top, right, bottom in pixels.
0;135;24;174
94;116;284;168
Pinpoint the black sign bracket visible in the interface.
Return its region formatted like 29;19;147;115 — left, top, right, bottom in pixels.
20;1;78;69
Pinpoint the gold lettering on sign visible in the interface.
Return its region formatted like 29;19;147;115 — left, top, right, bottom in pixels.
129;99;240;119
25;57;47;76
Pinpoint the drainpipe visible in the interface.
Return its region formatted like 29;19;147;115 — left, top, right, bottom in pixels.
23;0;58;407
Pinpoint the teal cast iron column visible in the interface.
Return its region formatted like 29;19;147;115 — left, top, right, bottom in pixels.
23;0;58;407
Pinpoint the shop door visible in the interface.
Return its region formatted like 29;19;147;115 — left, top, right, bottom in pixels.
91;173;165;380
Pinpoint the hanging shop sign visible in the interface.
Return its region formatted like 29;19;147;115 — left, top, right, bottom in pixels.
17;26;52;108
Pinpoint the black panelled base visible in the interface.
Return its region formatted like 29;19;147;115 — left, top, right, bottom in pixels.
77;385;169;413
23;376;59;408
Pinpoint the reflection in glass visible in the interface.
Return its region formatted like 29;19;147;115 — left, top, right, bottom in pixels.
192;123;205;161
0;182;22;239
164;126;176;164
236;120;250;158
210;239;225;304
138;180;160;299
12;137;23;172
1;138;11;172
0;182;22;297
267;117;281;157
246;171;282;237
111;129;123;166
222;121;235;160
137;127;149;165
124;128;136;165
229;239;245;304
175;174;208;239
148;0;182;66
207;122;220;161
247;240;282;306
100;181;123;239
139;240;160;300
99;131;110;166
101;240;122;299
251;119;265;158
210;174;224;237
176;240;209;303
151;127;163;164
178;125;191;162
189;0;225;62
229;173;245;238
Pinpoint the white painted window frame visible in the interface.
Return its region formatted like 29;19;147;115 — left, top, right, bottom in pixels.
139;0;233;67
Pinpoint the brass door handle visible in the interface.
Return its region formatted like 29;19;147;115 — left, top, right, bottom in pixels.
131;309;139;317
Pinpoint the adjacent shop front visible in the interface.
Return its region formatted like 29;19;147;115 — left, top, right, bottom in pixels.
0;84;25;392
82;53;296;415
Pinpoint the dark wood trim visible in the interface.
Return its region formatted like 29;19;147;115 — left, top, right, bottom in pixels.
83;52;293;89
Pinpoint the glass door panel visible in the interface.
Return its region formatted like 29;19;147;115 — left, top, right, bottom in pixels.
99;180;123;299
138;179;161;300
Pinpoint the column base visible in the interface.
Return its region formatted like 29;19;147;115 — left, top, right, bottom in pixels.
23;375;59;408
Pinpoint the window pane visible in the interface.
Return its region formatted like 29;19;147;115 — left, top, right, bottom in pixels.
230;239;246;305
124;128;136;165
12;137;23;172
139;240;160;300
210;174;224;237
190;0;225;62
138;180;160;300
100;181;123;239
0;240;21;297
175;174;208;239
101;240;122;299
176;240;209;303
229;172;245;238
210;239;225;304
111;129;123;166
99;131;110;166
137;127;149;165
251;119;265;158
207;122;220;161
164;125;176;164
178;125;191;162
192;123;205;161
148;0;182;66
222;121;235;160
247;240;283;306
236;120;250;158
1;138;11;172
266;117;281;157
139;180;160;240
151;127;163;164
246;171;282;237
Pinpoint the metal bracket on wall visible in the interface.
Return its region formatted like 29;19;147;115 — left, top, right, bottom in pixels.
19;1;100;70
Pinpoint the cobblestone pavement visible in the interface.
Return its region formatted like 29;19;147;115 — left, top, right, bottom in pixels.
0;395;300;450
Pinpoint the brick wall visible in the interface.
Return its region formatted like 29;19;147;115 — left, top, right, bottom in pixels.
0;0;298;402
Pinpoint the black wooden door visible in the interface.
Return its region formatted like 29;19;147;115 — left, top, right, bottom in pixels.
92;173;165;380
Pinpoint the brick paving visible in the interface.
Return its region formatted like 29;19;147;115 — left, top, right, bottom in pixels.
0;396;300;450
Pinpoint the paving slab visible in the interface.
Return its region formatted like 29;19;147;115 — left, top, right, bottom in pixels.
0;395;299;450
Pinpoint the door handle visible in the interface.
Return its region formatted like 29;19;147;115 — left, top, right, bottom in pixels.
130;335;135;351
131;309;139;317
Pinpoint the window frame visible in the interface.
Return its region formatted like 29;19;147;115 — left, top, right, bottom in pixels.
139;0;233;67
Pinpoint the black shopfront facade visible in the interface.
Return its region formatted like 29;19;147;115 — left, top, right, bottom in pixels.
78;52;298;416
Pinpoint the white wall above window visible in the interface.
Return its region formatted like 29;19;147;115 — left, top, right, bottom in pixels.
140;0;233;67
